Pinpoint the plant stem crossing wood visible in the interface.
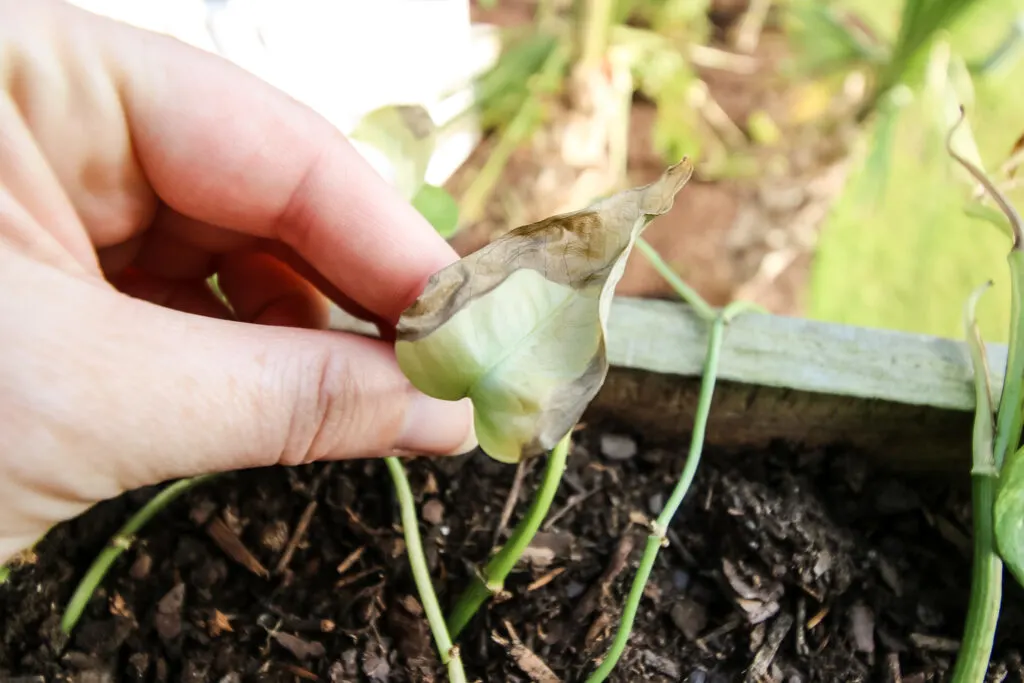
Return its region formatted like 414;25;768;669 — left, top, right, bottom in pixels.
585;300;754;682
946;109;1024;682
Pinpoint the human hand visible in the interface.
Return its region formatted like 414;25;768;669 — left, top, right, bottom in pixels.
0;0;476;565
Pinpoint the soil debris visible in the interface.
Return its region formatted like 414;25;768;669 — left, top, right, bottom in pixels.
672;597;709;641
205;516;269;579
4;420;1024;682
270;631;326;662
599;434;638;461
153;583;185;642
493;621;560;683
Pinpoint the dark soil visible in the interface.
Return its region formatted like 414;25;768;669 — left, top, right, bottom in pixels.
3;421;1024;683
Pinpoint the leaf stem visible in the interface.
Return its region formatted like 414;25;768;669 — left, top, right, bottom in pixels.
952;287;1002;683
586;300;745;682
384;457;468;683
447;431;572;639
61;474;216;635
951;475;1003;682
636;237;718;321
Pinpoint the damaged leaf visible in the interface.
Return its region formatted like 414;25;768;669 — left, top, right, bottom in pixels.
395;160;693;463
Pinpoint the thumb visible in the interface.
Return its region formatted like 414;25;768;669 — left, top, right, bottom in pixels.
8;259;477;500
107;294;478;490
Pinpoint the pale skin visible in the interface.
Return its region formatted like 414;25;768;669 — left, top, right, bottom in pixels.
0;0;477;565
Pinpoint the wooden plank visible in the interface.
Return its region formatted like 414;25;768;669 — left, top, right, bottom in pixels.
329;297;1009;471
591;298;1007;471
605;297;1007;413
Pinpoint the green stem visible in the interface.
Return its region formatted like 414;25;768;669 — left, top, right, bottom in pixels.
994;250;1024;470
575;0;614;70
586;301;745;683
458;42;567;227
951;476;1003;683
385;457;467;683
447;431;572;639
61;474;216;635
636;237;718;321
950;283;1002;682
946;134;1024;680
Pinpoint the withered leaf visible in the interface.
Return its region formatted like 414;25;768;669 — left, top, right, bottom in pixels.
396;159;693;463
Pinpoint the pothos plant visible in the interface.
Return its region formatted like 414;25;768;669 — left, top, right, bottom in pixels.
945;110;1024;683
40;99;756;683
347;103;760;680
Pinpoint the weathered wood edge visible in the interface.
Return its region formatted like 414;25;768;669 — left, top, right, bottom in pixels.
329;297;1009;471
604;297;1007;413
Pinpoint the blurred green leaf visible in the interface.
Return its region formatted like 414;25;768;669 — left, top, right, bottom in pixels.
921;41;985;173
615;27;702;163
783;2;884;78
968;13;1024;75
854;85;909;206
349;104;437;201
413;184;461;238
473;32;561;130
875;0;983;96
965;202;1015;240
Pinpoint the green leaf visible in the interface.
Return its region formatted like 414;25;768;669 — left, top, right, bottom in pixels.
964;280;996;477
854;85;908;206
395;160;694;463
964;202;1014;241
996;443;1024;587
782;2;884;78
348;104;437;201
412;184;460;238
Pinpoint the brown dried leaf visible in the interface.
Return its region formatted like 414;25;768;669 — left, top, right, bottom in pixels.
396;160;693;463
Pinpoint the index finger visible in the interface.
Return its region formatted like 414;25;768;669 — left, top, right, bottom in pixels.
94;4;458;322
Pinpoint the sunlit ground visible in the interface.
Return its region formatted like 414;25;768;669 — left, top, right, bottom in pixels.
808;0;1024;343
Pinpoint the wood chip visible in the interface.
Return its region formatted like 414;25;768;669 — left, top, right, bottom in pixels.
278;663;319;681
695;616;743;653
584;612;612;648
335;567;383;590
109;592;132;620
806;606;829;630
271;631;326;661
336;546;366;576
850;603;875;654
206;516;269;579
208;610;234;637
275;500;318;575
886;652;902;683
908;633;960;653
745;613;793;683
492;621;560;683
795;596;808;656
574;533;635;621
528;567;566;592
494;459;531;545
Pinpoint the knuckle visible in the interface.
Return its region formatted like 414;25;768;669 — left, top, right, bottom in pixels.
277;350;364;467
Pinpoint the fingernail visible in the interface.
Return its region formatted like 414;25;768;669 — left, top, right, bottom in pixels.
400;393;478;456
